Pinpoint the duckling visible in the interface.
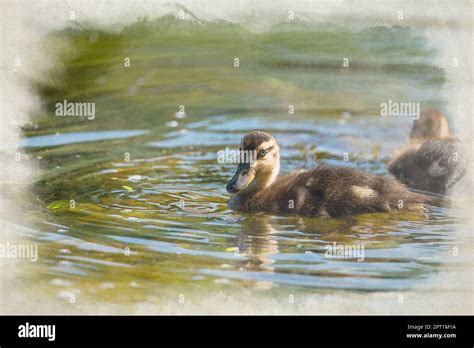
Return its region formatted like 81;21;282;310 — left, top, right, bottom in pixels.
388;109;466;195
226;131;439;217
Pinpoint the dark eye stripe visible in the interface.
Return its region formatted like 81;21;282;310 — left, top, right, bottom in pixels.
258;146;274;158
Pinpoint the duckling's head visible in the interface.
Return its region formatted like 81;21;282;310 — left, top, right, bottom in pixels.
410;109;451;143
226;131;280;194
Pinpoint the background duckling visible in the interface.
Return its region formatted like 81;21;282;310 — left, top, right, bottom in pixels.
226;131;440;218
388;109;466;195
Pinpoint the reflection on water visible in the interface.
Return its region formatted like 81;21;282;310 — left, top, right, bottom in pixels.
15;13;465;307
22;130;147;148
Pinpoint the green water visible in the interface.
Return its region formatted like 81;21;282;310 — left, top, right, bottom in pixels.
17;15;462;306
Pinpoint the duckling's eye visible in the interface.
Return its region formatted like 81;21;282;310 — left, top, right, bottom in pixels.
259;149;268;158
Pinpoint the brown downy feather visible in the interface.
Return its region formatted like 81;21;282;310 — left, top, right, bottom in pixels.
389;109;466;195
242;166;438;217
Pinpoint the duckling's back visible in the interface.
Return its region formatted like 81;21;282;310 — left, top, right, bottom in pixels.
388;139;466;195
252;166;435;217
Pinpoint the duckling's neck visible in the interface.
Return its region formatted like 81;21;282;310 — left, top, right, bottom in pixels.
255;164;280;191
409;134;456;146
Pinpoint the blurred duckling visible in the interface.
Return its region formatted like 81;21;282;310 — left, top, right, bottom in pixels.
388;109;466;195
226;131;439;217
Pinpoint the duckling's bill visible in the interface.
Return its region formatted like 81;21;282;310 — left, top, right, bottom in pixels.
226;162;254;193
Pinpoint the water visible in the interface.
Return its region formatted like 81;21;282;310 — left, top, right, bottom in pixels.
15;15;465;310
